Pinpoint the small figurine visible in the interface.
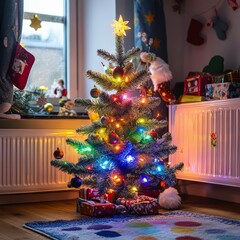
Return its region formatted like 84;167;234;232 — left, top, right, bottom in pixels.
58;99;77;116
54;79;67;98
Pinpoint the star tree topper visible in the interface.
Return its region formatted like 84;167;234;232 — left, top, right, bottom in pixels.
30;14;42;31
112;15;131;36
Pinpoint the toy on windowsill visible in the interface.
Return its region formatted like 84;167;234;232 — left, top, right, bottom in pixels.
58;99;77;116
54;79;67;99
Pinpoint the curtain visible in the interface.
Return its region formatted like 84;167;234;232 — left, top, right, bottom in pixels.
134;0;168;137
134;0;168;62
0;0;23;106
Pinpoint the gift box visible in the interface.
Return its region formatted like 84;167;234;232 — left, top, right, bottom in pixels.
79;201;116;217
116;195;159;215
79;188;115;202
184;72;212;96
205;82;240;100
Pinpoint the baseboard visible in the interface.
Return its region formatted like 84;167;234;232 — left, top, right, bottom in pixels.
0;189;79;205
177;179;240;204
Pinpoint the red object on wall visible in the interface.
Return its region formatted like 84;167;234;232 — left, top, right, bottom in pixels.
8;42;35;90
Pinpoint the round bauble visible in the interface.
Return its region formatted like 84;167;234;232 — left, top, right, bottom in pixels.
100;116;109;125
150;130;158;140
108;131;119;144
44;103;54;112
113;66;124;79
90;86;100;98
70;176;82;188
53;147;64;159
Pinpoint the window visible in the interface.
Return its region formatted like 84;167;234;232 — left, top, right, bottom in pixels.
22;0;66;97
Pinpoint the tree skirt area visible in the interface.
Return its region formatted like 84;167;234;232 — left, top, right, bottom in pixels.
23;211;240;240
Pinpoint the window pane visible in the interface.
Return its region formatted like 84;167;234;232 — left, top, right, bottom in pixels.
22;0;65;97
24;0;64;16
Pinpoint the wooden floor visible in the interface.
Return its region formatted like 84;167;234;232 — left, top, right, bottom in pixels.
0;195;239;240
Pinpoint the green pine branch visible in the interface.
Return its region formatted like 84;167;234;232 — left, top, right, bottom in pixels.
86;70;121;91
97;49;117;63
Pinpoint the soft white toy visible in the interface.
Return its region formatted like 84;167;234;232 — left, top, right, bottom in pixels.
158;187;181;210
140;52;173;91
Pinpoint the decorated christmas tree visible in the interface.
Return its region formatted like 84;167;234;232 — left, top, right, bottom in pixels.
51;16;183;202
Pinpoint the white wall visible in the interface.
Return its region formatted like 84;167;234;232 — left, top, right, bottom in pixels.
78;0;116;98
164;0;240;85
78;0;240;93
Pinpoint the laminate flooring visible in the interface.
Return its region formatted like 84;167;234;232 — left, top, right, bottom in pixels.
0;195;239;240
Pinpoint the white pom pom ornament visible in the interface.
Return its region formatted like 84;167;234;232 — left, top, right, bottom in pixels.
158;187;181;210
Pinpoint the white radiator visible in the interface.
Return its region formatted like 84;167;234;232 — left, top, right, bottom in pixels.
0;129;82;194
169;98;240;187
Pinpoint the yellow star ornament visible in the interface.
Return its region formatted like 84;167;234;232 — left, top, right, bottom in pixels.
30;14;42;31
112;15;131;36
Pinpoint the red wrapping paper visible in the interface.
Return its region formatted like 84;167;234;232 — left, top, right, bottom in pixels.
80;201;116;217
116;195;159;215
79;188;115;202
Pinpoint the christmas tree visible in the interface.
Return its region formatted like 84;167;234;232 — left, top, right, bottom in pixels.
51;15;183;201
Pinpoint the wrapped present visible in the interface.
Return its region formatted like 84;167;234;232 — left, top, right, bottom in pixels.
116;195;159;215
76;198;88;213
178;95;204;103
206;82;240;100
138;189;161;198
79;188;115;202
79;201;116;217
184;72;212;96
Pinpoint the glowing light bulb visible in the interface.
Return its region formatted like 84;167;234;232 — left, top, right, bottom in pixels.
141;97;146;104
101;160;109;169
132;186;138;192
125;77;129;82
114;145;121;152
126;155;134;163
122;94;128;99
87;166;92;171
142;177;148;183
157;165;163;172
115;123;120;128
137;118;145;124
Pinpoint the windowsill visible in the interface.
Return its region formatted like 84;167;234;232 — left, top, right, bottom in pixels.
20;113;89;119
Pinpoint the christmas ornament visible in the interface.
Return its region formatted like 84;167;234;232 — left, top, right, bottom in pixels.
30;14;42;31
53;147;64;159
111;15;131;36
100;116;109;125
140;52;173;91
150;130;158;140
158;187;181;210
108;131;119;144
69;176;82;188
113;66;124;79
88;111;100;122
44;103;54;112
90;85;100;98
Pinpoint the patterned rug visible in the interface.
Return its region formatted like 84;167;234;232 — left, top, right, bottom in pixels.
23;211;240;240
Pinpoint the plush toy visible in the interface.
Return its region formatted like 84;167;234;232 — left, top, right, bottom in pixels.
158;187;181;209
202;55;224;75
54;79;67;98
140;52;175;103
140;52;173;91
